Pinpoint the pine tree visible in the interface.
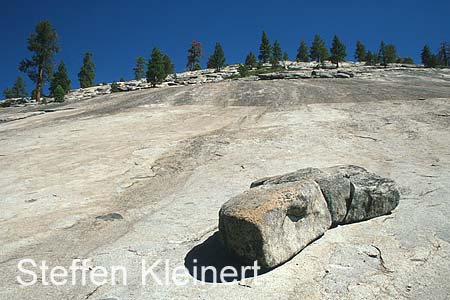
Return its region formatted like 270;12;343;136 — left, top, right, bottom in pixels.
258;31;272;63
272;40;283;66
401;57;414;64
78;52;95;88
162;54;174;76
429;55;441;68
133;57;146;80
3;88;14;99
296;40;309;62
373;52;380;64
378;41;386;65
270;56;278;69
245;52;257;68
54;85;65;102
330;35;346;68
19;20;59;102
385;45;397;65
50;61;71;96
365;51;373;65
437;42;449;66
379;42;397;67
310;34;329;63
186;40;203;71
238;64;249;77
146;47;166;87
3;76;28;99
355;41;367;62
13;76;28;98
283;52;289;61
421;45;432;67
207;42;226;71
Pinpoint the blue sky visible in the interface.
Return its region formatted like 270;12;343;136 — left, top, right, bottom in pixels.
1;0;449;93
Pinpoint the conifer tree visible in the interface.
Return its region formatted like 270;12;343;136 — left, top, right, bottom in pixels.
283;52;289;61
19;20;59;102
355;40;367;62
186;40;203;71
421;45;432;67
378;41;386;65
258;31;272;63
245;52;257;68
78;52;95;88
400;57;414;64
13;76;28;98
54;85;65;102
385;45;397;66
50;61;71;96
272;40;283;65
330;35;346;68
3;88;14;99
207;42;226;71
133;57;146;80
147;47;166;87
310;34;329;63
373;52;380;64
162;54;174;76
3;76;28;99
379;42;397;67
270;56;278;69
238;64;249;77
296;40;309;62
437;42;449;66
365;51;374;65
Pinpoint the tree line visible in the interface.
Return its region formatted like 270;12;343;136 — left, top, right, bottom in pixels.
3;20;450;101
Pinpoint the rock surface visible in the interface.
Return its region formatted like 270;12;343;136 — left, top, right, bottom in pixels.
1;68;450;300
220;165;400;267
219;180;331;267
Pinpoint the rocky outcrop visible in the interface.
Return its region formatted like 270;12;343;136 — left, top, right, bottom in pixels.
0;97;33;107
219;165;400;268
257;72;312;80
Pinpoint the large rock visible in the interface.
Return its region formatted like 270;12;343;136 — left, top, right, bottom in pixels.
311;71;335;78
333;73;351;79
257;72;311;80
219;180;332;268
337;70;355;78
219;165;400;268
250;166;351;226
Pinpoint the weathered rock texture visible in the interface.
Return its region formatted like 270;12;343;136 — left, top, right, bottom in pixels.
1;68;449;300
219;165;400;268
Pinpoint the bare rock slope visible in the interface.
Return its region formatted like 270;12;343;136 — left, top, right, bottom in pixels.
0;67;450;300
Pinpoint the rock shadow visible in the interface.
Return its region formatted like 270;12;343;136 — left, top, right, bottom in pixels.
184;231;270;283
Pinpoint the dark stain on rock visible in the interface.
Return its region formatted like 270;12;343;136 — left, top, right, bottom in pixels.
96;213;123;221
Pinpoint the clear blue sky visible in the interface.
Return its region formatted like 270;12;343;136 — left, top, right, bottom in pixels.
1;0;449;93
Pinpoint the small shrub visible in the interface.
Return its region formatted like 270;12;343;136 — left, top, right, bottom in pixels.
238;64;249;77
111;82;120;93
